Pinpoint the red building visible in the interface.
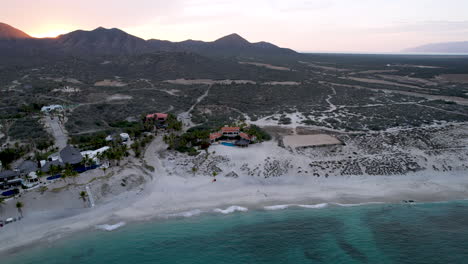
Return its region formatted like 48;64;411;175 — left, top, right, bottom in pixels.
221;126;240;137
146;113;168;122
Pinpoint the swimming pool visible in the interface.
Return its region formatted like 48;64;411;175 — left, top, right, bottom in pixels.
221;142;237;147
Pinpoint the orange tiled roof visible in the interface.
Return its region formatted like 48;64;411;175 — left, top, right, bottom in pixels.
221;127;240;133
146;113;168;119
239;132;251;140
210;133;222;140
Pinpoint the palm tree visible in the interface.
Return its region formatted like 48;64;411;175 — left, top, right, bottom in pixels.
64;163;78;182
0;198;5;214
79;191;88;207
16;201;24;217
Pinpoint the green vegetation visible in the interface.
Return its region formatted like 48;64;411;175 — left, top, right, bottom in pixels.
7;116;54;149
131;134;154;158
244;125;271;142
16;201;24;217
79;191;87;202
0;147;27;169
69;132;109;151
99;144;128;166
164;129;210;154
166;114;183;131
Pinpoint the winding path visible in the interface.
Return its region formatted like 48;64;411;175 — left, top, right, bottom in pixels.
177;85;211;130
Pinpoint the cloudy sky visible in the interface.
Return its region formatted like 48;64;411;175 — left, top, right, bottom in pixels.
3;0;468;52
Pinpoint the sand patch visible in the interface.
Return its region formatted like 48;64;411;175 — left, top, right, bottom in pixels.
356;70;399;74
299;61;351;72
389;64;442;69
377;75;438;86
436;74;468;84
283;134;342;148
345;77;428;90
163;89;181;96
41;77;82;84
95;80;127;87
239;62;291;71
263;81;300;85
323;81;468;106
164;79;256;85
107;94;133;101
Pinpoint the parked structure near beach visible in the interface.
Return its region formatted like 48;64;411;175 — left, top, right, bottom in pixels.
81;146;110;164
60;145;83;165
221;126;240;137
40;145;83;173
17;160;38;177
0;170;22;190
210;126;257;146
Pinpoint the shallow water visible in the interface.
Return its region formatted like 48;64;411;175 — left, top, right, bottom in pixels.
3;201;468;264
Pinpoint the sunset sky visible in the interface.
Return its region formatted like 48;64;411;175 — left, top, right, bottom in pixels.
3;0;468;52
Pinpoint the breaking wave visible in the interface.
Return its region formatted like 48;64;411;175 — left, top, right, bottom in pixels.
263;202;383;211
333;202;385;207
213;206;248;214
297;203;329;209
96;222;126;231
168;209;204;218
264;204;293;210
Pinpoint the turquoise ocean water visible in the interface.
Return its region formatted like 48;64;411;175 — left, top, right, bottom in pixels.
3;201;468;264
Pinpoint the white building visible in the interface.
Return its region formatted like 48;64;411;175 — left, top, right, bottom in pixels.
41;105;64;113
81;146;110;164
120;133;130;142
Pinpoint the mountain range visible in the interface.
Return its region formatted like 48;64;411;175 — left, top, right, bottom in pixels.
403;41;468;53
0;22;296;64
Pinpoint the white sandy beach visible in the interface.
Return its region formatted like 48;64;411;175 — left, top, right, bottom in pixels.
0;134;467;254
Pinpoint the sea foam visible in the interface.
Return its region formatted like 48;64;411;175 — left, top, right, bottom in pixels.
333;202;385;207
297;203;329;209
96;222;126;231
168;209;203;218
264;204;293;210
213;206;248;214
263;203;329;210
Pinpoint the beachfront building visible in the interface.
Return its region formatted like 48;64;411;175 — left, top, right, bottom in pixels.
0;170;22;190
17;160;38;177
23;171;40;188
81;146;110;165
239;132;257;143
221;126;240;137
60;145;83;165
209;126;257;146
40;145;83;173
40;160;65;173
210;132;222;143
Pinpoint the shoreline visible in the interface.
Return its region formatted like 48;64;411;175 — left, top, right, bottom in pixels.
1;170;468;255
1;123;467;256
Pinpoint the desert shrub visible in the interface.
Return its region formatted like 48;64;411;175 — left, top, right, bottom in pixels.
244;125;271;142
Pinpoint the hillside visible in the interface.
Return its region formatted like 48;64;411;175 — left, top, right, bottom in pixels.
0;22;297;62
147;33;297;59
54;27;150;55
0;22;31;40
